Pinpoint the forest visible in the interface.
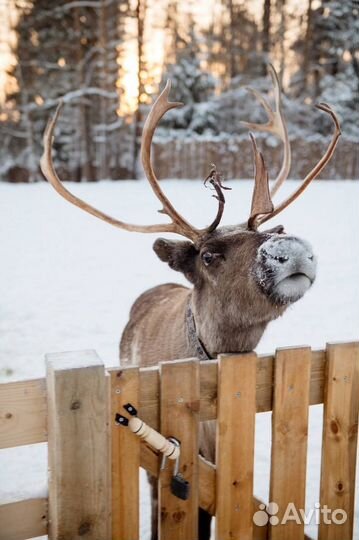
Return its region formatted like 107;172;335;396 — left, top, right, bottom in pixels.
0;0;358;182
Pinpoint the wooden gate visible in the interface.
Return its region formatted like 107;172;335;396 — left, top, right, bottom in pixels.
0;342;358;540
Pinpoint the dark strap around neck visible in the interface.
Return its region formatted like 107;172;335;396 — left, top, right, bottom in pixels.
186;299;212;361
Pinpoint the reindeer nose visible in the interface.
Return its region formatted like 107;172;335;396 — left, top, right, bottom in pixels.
258;235;317;282
255;235;317;305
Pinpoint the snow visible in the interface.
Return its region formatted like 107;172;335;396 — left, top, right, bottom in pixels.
0;179;358;539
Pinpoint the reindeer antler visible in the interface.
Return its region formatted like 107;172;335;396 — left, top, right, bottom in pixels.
256;102;341;227
242;64;290;198
242;66;341;229
41;81;229;243
204;163;232;233
247;134;273;230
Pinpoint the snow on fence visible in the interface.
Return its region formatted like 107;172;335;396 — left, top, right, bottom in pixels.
0;342;358;540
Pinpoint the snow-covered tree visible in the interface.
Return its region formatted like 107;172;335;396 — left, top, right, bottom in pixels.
6;0;131;181
162;21;215;104
291;0;358;99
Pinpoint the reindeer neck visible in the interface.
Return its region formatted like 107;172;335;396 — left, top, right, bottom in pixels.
190;292;270;358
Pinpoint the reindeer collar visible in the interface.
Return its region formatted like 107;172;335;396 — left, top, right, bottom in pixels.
186;300;212;361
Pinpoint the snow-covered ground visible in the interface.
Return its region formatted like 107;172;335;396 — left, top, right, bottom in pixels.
1;179;358;539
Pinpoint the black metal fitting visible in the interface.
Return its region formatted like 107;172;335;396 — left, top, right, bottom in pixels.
123;403;137;416
115;413;129;426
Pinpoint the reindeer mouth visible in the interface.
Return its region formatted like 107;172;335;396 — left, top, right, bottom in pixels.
271;272;313;304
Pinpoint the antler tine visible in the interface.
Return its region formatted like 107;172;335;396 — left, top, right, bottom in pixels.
140;80;200;241
256;103;341;226
242;64;291;198
203;164;232;235
40;101;187;236
141;80;229;242
41;83;229;243
247;133;273;230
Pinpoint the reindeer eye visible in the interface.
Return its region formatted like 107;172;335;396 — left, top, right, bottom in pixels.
202;252;214;266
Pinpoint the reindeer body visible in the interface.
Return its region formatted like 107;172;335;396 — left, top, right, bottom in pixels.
120;281;269;366
120;281;271;367
119;227;317;540
120;229;289;368
121;284;190;366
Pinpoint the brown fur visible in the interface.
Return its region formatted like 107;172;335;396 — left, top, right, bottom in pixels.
121;283;191;366
120;227;287;366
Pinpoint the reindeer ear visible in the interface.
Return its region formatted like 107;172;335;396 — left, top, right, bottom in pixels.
153;238;198;283
264;224;285;234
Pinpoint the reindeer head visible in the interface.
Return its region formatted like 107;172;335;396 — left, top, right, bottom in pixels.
41;66;340;331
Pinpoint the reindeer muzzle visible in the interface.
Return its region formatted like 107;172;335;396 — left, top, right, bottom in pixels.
256;236;317;305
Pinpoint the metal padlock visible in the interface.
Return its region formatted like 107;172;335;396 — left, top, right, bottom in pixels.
171;473;190;500
170;452;190;501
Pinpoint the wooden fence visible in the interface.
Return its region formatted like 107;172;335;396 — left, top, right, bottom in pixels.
153;138;359;181
0;342;358;540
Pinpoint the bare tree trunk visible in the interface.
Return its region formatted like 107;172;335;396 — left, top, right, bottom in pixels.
227;0;236;79
132;0;146;179
277;0;286;86
302;0;313;93
262;0;271;75
165;0;180;64
74;7;93;182
350;46;359;92
18;64;37;182
98;0;111;180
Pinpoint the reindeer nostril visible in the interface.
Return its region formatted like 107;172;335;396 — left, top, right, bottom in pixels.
275;255;289;264
308;255;314;261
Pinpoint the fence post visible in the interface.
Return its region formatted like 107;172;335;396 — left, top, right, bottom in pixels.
159;358;200;540
46;350;110;540
269;346;311;540
319;342;359;540
109;367;140;540
215;353;257;540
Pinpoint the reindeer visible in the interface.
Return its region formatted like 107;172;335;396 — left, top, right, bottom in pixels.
41;66;340;540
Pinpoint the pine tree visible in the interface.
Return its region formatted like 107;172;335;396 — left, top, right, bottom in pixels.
291;0;358;99
162;17;215;104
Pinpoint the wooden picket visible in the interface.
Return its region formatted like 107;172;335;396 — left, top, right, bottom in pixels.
319;342;359;540
269;347;311;540
215;353;257;540
0;342;358;540
109;367;140;540
46;350;110;540
159;359;200;540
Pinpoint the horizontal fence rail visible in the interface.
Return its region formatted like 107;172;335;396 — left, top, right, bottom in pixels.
0;342;358;540
0;498;48;540
0;350;327;450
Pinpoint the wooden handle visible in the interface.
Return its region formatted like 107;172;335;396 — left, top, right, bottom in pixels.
128;417;180;459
